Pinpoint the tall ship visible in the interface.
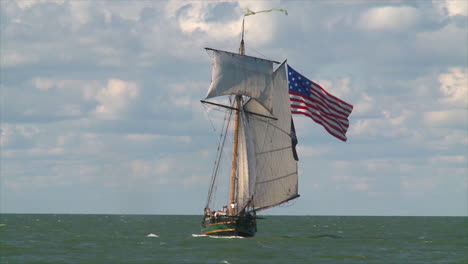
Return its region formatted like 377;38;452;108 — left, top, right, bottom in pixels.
200;10;353;237
200;37;299;237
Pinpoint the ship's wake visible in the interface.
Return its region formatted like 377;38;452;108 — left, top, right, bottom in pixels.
192;234;244;239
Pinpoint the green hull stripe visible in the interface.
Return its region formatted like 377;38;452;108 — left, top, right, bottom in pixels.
204;228;235;235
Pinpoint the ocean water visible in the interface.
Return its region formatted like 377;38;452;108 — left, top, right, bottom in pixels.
0;215;466;264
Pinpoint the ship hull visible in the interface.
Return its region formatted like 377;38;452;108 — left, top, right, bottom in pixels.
201;215;257;237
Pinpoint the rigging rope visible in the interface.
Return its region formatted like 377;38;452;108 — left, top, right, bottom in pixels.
205;100;234;209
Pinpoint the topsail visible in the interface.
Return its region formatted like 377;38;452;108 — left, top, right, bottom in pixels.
205;49;275;113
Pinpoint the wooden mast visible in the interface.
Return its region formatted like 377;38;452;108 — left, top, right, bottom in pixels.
228;19;246;216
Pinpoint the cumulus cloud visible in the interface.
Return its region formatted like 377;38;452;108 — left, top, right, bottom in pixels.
434;0;468;17
165;0;285;46
424;110;466;128
15;0;64;9
2;1;466;215
438;67;468;106
430;155;466;164
400;176;437;196
94;79;139;120
351;183;369;191
0;124;40;148
357;6;421;31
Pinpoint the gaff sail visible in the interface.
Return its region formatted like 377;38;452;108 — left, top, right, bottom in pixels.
237;62;299;212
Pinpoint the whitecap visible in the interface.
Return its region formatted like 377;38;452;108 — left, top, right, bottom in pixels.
208;235;244;239
146;233;159;237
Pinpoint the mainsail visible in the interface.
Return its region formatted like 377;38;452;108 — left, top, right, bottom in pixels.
239;62;299;211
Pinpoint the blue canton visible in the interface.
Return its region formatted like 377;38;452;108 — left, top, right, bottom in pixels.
287;65;312;98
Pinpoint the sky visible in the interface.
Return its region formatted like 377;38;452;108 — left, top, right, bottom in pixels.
0;0;467;216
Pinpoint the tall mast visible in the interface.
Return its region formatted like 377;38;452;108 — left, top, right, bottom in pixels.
228;19;246;216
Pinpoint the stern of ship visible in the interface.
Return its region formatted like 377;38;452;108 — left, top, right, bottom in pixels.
201;214;256;237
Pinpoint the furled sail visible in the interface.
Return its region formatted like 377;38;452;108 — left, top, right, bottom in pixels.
243;62;299;211
205;48;274;112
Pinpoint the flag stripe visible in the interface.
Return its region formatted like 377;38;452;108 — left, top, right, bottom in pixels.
292;110;347;141
311;81;353;112
291;103;347;134
290;86;350;119
309;83;352;116
287;65;353;142
291;98;349;133
289;93;350;128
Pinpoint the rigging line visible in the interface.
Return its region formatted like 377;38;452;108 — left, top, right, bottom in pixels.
206;98;238;208
205;47;280;64
256;146;291;155
245;46;276;63
252;194;300;213
202;103;219;135
249;114;294;138
206;104;233;208
256;172;297;184
207;110;231;203
203;100;277;120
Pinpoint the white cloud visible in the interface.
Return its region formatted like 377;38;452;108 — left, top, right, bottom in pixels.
15;0;64;9
131;160;152;179
94;79;139;120
423;110;466;127
434;0;468;17
352;92;375;116
1;51;38;67
165;1;240;40
357;6;421;31
351;183;369;191
126;133;192;144
69;1;90;27
33;78;55;91
365;159;391;172
296;145;331;158
0;124;40;147
164;1;282;45
400;176;437;196
430;155;466;164
317;77;353;99
415;23;467;62
427;129;468;150
2;1;466;215
438;67;468;107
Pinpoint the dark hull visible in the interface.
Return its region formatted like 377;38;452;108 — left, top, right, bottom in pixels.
201;215;257;237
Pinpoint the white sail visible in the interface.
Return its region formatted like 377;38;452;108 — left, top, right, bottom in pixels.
206;49;274;112
236;107;257;210
244;62;299;210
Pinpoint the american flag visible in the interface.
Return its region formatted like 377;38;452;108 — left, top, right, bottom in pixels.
287;65;353;142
